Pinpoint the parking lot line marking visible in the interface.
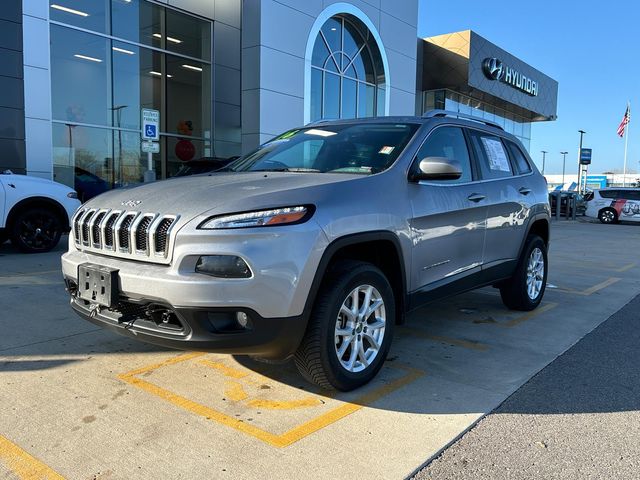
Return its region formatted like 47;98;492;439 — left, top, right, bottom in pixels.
198;359;250;379
118;354;424;448
247;397;324;410
616;262;636;273
225;381;249;402
580;277;621;296
500;302;558;327
398;327;489;351
0;434;65;480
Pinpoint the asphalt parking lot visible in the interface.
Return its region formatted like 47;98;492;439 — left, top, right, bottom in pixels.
1;220;639;479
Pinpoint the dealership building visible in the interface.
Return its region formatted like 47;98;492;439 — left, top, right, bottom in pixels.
0;0;558;191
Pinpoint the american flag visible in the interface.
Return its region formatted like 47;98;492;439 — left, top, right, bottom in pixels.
617;104;631;137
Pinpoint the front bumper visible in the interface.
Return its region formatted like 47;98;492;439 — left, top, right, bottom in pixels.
67;280;307;359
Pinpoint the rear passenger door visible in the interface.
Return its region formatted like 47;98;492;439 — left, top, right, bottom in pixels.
466;130;534;268
409;126;488;290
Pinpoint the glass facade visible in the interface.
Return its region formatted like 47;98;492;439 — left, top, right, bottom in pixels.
310;15;385;122
422;89;532;151
49;0;238;198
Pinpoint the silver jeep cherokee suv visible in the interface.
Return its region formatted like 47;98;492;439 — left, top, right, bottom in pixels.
62;111;550;391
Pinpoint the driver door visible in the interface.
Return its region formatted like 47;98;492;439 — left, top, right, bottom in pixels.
409;126;488;291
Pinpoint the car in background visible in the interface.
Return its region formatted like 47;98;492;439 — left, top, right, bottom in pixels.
549;190;587;216
0;170;81;252
173;157;238;177
74;167;111;203
585;188;640;224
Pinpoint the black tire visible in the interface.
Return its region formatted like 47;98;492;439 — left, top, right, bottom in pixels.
500;235;547;311
598;208;618;224
10;207;62;253
294;261;395;391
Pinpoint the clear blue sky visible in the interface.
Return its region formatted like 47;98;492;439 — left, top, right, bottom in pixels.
417;0;639;175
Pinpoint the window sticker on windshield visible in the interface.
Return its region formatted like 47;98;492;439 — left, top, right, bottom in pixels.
379;146;395;155
481;137;510;172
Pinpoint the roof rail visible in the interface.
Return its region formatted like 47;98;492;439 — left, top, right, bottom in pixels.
422;109;504;131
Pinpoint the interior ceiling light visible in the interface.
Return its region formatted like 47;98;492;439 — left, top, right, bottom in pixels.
74;54;102;63
152;33;182;44
181;64;202;72
112;46;135;55
150;71;173;78
51;4;89;16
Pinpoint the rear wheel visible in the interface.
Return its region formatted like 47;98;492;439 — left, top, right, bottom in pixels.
500;235;547;311
10;207;62;253
598;208;618;224
294;261;395;391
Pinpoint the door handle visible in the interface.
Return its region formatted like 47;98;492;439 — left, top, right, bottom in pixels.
467;193;486;203
519;187;532;195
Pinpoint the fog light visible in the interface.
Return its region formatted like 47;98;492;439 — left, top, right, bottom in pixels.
236;311;249;328
195;255;251;278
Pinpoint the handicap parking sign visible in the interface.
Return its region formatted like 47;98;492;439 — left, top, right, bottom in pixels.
141;108;160;141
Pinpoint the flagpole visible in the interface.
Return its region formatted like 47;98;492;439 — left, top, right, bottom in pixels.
623;102;630;187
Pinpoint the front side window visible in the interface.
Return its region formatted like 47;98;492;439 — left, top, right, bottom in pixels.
468;131;513;180
310;15;385;121
599;190;619;199
414;127;472;184
229;123;419;175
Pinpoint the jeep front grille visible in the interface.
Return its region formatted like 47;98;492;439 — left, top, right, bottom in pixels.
72;209;179;264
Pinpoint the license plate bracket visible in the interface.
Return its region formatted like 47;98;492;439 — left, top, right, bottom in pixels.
77;263;119;308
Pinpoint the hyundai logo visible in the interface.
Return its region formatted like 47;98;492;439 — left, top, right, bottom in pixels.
483;58;504;81
121;199;142;207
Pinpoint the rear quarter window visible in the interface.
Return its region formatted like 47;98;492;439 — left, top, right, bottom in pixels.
505;141;532;174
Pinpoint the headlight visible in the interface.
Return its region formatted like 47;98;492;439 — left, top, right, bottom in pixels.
198;206;312;229
67;191;78;199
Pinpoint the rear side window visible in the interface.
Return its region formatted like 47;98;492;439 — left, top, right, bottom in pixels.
599;189;619;199
621;190;640;200
468;130;513;180
505;141;532;174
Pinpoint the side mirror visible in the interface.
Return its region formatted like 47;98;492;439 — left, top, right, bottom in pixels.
409;156;463;182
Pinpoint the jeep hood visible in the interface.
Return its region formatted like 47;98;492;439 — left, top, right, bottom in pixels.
83;172;357;219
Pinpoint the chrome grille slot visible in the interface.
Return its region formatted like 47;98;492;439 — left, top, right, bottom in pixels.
103;212;120;249
81;210;96;246
153;217;175;255
73;209;85;243
134;215;155;253
73;208;178;264
90;211;107;247
117;214;136;252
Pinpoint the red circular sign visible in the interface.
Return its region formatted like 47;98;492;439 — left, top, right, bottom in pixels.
175;139;196;162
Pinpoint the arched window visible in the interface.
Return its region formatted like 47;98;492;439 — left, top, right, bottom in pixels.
310;15;386;122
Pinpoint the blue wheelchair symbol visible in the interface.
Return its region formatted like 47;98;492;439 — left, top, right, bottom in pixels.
145;124;157;138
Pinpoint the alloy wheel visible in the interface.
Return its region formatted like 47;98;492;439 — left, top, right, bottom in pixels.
334;284;386;373
526;247;545;300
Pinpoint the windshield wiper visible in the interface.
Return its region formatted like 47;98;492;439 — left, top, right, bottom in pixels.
251;168;321;173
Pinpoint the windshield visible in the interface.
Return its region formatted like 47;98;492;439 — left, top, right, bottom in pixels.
227;123;420;175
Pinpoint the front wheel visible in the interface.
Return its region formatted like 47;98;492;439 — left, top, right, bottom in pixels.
10;207;62;253
500;235;548;311
598;208;618;224
294;261;395;391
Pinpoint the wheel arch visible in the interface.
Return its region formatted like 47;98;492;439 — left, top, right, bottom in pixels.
303;231;408;324
6;196;70;232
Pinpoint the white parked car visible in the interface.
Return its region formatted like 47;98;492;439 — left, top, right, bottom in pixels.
585;187;640;224
0;171;81;252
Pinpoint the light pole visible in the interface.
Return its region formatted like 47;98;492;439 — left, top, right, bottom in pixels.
577;130;586;193
541;150;547;175
561;151;568;188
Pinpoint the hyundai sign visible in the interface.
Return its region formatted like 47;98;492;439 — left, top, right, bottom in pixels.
483;58;539;96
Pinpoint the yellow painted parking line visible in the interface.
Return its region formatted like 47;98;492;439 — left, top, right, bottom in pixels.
225;381;249;402
616;262;636;273
118;354;424;448
198;359;250;379
499;302;558;328
398;327;489;351
557;277;622;296
247;397;323;410
0;434;65;480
